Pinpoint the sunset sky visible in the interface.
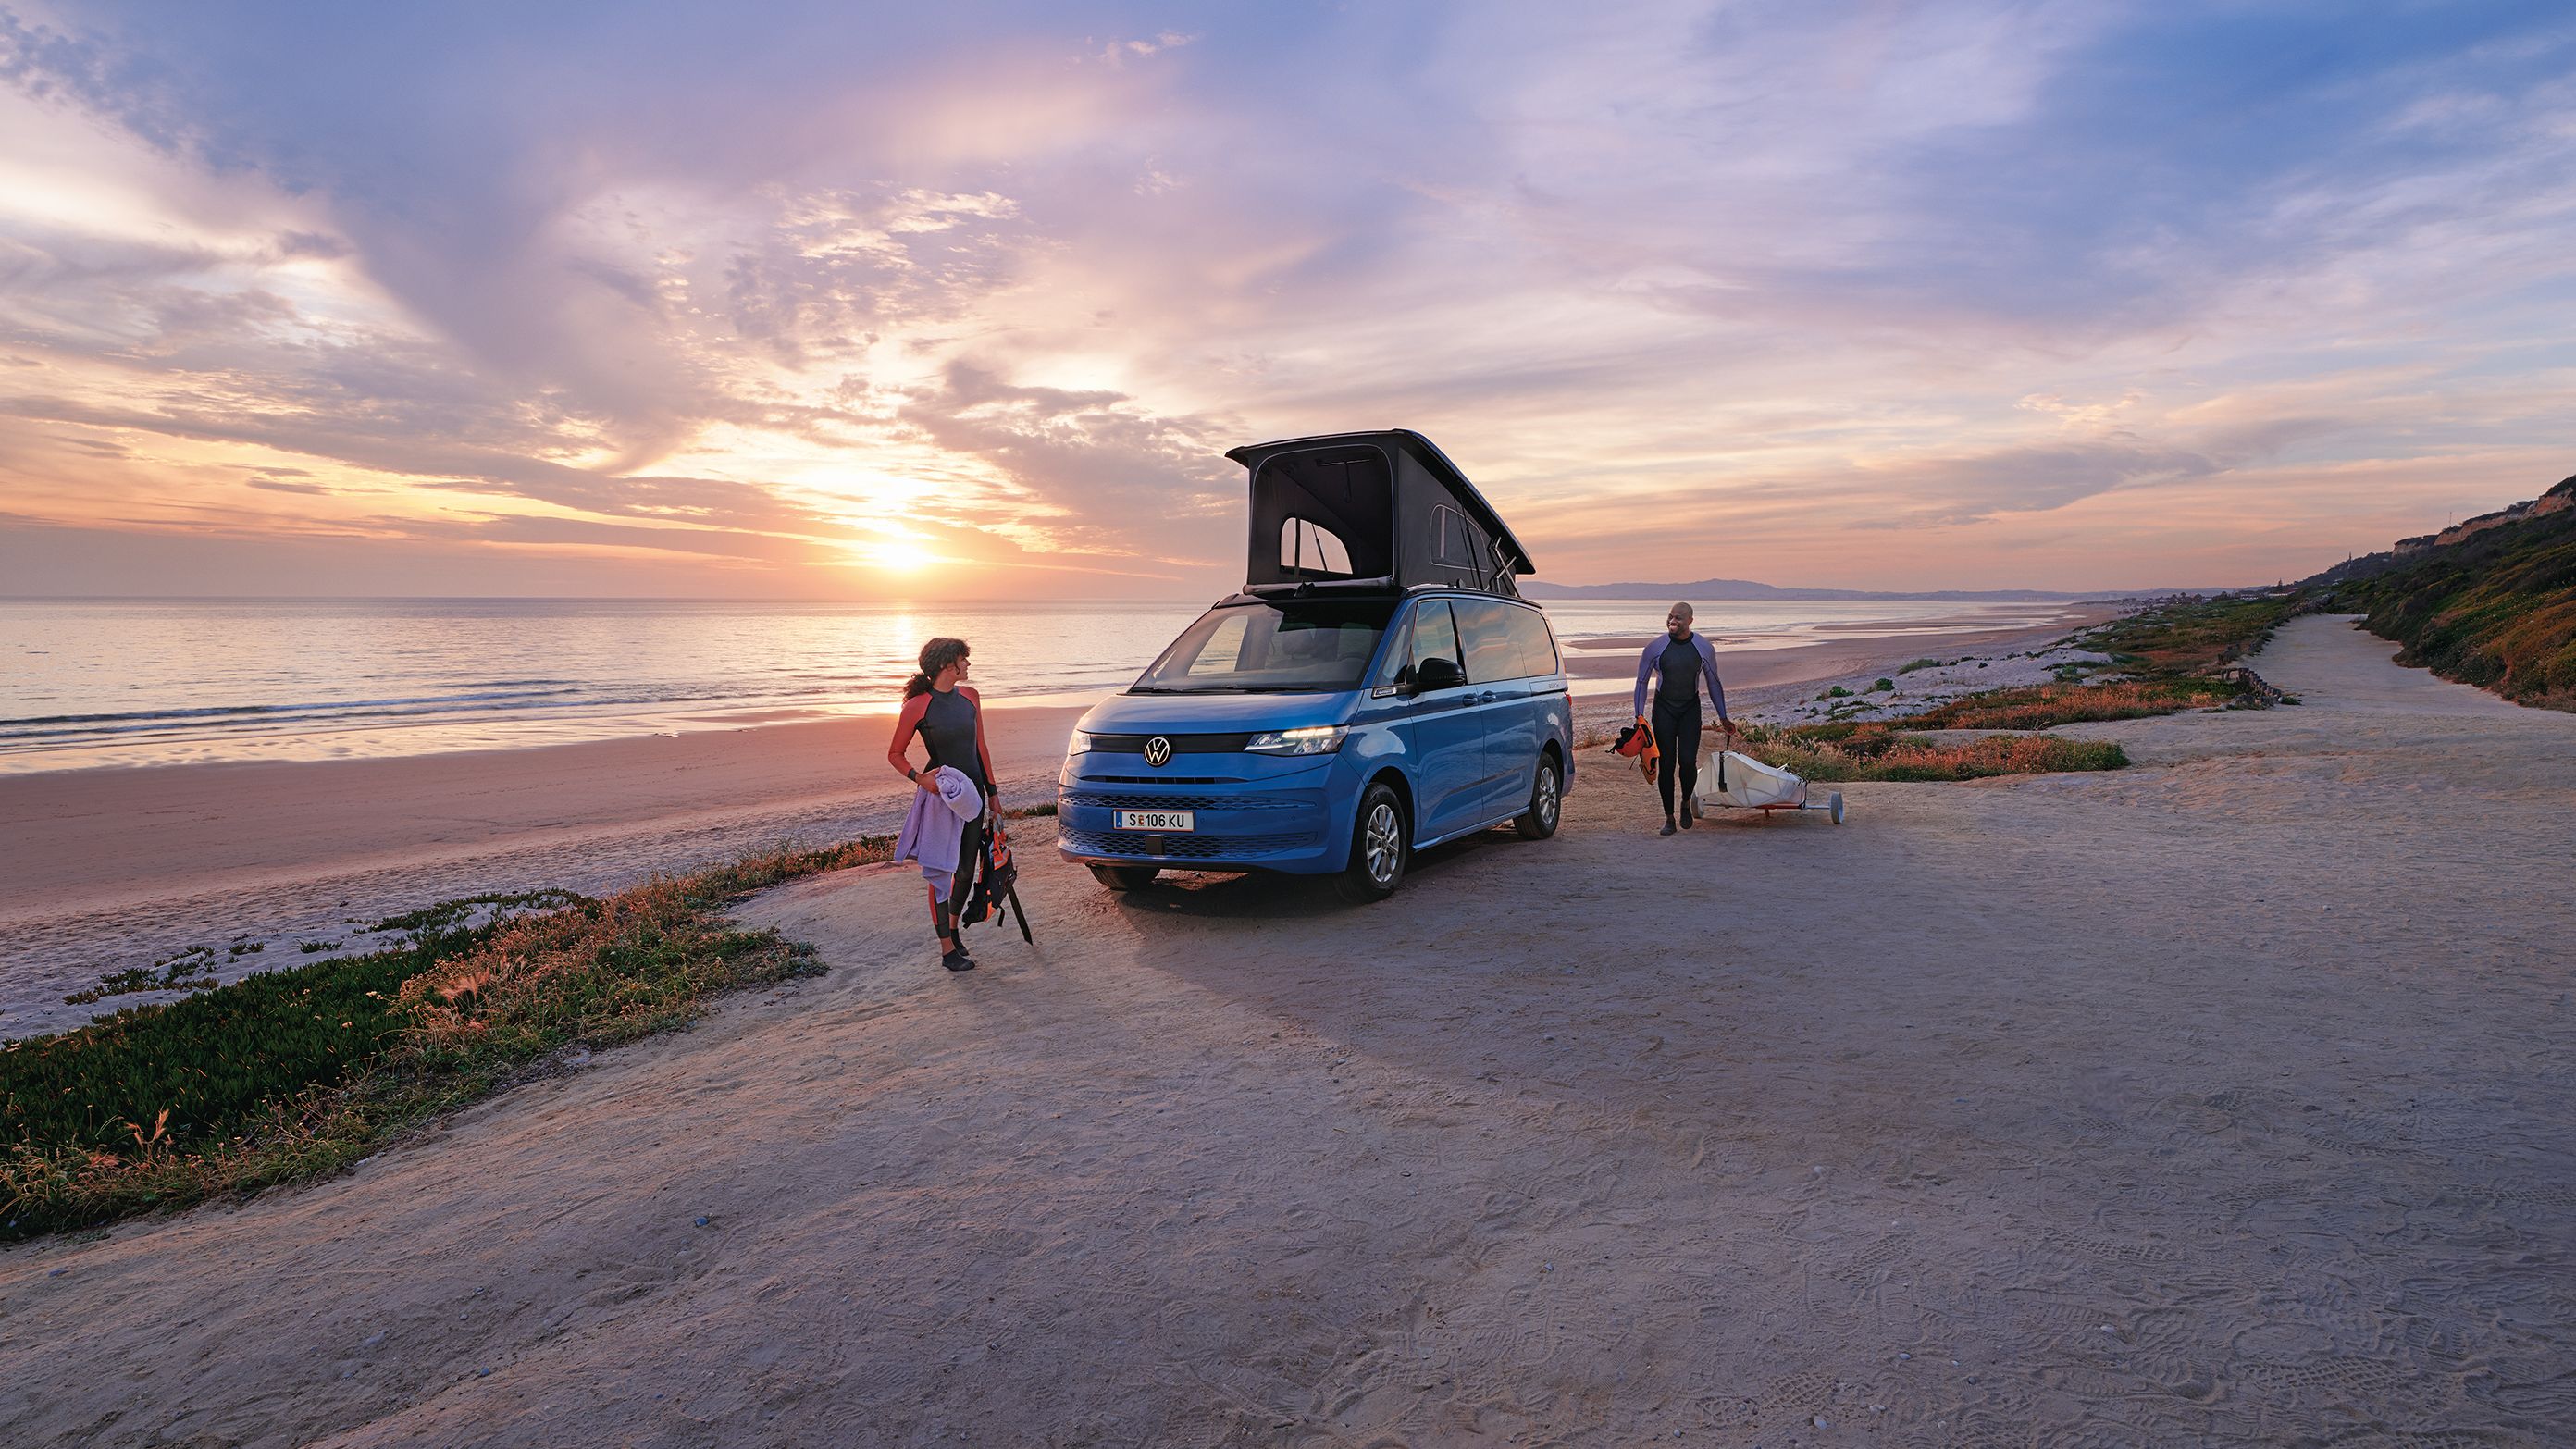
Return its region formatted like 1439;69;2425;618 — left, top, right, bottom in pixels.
3;2;2572;599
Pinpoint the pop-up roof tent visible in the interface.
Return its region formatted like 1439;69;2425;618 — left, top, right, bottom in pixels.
1225;429;1535;598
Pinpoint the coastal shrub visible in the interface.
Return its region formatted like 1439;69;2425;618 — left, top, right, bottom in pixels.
1897;657;1945;674
2331;503;2576;710
1872;677;1895;692
2081;593;2297;674
1901;678;2238;732
0;836;891;1241
1738;730;2126;783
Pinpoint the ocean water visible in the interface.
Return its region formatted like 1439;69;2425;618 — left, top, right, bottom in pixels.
0;597;2074;772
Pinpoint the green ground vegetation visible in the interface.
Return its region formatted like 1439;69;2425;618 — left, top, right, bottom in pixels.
1;837;891;1241
2327;486;2576;711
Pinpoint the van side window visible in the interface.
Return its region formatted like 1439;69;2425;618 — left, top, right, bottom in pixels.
1377;600;1462;688
1509;607;1560;677
1279;517;1354;576
1453;599;1524;684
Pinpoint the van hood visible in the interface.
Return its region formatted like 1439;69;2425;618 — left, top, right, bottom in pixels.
1077;689;1357;736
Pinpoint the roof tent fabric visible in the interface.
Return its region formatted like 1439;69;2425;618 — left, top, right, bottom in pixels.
1240;440;1395;587
1226;429;1536;595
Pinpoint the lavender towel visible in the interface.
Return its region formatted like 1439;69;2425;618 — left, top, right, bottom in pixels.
894;767;982;878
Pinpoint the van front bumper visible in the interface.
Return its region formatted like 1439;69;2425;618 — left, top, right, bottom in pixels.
1056;753;1351;874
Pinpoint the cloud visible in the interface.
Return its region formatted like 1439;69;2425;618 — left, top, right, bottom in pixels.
3;1;2573;597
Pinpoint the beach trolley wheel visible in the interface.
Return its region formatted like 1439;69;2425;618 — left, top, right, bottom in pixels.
1514;753;1563;840
1828;791;1846;825
1090;864;1160;892
1336;781;1408;903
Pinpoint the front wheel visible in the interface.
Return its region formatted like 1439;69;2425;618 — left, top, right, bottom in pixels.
1514;754;1563;840
1334;783;1408;903
1089;863;1160;891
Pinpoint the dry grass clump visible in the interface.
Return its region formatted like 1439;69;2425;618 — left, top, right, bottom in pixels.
2;836;888;1241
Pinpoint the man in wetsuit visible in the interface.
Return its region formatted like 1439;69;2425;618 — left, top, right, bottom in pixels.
1631;601;1732;836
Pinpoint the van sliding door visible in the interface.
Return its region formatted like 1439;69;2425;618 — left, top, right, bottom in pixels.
1452;599;1542;821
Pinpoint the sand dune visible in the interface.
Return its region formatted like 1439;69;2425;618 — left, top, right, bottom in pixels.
2;615;2569;1446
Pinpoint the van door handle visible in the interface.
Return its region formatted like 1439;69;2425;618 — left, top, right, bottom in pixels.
1472;690;1498;703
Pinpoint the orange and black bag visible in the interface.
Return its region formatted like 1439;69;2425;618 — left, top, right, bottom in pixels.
1611;714;1661;784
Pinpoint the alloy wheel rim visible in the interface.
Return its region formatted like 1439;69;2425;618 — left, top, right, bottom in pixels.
1538;767;1558;824
1364;802;1400;882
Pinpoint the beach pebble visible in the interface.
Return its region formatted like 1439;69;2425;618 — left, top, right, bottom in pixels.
1813;1415;1828;1429
695;1216;712;1228
363;1331;387;1349
1898;1352;1911;1360
2100;1325;2116;1334
477;1368;491;1378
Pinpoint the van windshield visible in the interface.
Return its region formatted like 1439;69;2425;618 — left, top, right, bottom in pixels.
1131;600;1396;694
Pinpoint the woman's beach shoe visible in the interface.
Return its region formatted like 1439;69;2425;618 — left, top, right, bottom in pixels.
1681;803;1696;829
941;946;976;972
1659;819;1678;836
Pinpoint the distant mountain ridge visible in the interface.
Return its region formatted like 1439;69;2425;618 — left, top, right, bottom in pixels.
1521;577;2129;602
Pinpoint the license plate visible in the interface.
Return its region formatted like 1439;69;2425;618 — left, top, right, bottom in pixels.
1114;810;1195;832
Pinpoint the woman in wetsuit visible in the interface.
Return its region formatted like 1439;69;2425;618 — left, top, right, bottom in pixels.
1632;602;1734;836
887;637;1000;970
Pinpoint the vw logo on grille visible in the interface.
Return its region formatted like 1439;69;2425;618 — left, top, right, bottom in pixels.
1143;736;1173;768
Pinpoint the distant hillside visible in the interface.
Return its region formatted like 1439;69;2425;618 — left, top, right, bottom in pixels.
1520;577;2109;602
2313;475;2576;711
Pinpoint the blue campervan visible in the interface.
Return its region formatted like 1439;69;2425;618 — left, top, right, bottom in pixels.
1058;430;1573;902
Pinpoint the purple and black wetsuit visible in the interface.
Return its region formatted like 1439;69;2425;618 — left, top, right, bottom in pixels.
1633;632;1727;820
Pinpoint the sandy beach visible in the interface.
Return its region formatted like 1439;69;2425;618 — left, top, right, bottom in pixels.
0;616;2096;1040
2;613;2568;1446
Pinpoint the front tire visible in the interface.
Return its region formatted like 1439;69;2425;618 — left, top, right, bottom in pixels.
1334;782;1407;903
1514;754;1563;840
1090;863;1160;891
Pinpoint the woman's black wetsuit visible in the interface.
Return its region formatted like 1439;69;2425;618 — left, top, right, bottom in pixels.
916;687;990;923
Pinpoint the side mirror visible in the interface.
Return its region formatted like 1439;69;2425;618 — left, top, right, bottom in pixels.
1407;656;1465;696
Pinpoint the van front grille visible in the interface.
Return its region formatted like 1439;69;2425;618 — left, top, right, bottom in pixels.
1084;733;1256;754
1060;791;1304;811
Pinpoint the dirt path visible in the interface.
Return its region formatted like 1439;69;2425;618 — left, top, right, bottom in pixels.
2;614;2569;1446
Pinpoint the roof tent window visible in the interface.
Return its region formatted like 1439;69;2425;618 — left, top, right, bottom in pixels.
1431;505;1478;569
1245;446;1394;588
1279;517;1355;576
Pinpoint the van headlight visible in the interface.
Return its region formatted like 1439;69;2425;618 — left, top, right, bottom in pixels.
1245;725;1346;756
1066;729;1095;755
